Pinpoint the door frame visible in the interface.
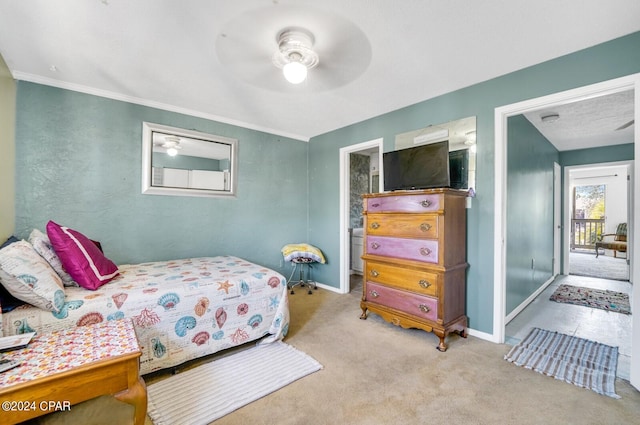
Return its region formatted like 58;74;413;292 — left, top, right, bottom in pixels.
339;138;384;294
563;162;632;276
493;73;640;389
553;162;561;275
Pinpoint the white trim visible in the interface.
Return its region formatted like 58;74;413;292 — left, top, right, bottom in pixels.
466;328;498;343
553;162;561;275
12;72;310;142
505;276;555;324
339;138;384;294
494;73;640;391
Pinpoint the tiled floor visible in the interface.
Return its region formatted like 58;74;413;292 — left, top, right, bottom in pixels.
505;274;633;380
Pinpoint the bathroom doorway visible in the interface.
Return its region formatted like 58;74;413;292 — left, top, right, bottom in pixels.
339;138;383;294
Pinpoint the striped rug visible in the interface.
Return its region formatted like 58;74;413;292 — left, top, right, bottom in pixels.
504;328;619;398
147;341;323;424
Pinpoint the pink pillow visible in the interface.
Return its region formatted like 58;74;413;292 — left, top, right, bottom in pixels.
46;221;119;290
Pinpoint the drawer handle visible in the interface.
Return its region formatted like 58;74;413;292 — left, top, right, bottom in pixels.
419;304;431;313
371;222;380;229
371;242;380;250
369;290;379;298
371;202;380;208
370;269;379;277
419;223;432;232
420;200;432;208
418;280;431;289
419;247;432;256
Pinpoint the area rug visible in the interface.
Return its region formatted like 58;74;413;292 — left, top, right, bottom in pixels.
549;284;631;315
146;341;323;425
505;327;619;398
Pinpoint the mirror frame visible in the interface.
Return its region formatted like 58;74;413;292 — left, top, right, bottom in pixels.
141;122;238;198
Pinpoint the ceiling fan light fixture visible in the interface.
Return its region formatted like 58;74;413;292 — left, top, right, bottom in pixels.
283;56;308;85
273;28;319;84
162;136;182;156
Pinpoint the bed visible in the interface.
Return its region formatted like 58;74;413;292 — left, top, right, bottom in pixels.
0;226;289;375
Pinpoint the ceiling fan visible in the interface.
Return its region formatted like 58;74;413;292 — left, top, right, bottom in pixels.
156;135;182;156
615;119;635;131
213;5;372;92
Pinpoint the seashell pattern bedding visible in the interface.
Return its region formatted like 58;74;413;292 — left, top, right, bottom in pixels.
0;256;289;375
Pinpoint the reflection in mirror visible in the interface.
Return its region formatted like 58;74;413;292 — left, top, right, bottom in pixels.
394;116;476;190
141;122;238;198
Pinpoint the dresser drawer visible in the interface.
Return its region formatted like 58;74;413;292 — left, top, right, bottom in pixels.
364;282;438;322
365;261;438;296
366;213;438;238
366;193;442;213
366;235;438;263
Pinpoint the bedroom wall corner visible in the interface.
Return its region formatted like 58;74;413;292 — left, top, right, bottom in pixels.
0;53;16;242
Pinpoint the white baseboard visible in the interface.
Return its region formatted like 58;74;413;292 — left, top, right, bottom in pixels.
504;275;556;324
466;328;500;343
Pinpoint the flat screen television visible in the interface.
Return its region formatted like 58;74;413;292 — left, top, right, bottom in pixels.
383;141;450;191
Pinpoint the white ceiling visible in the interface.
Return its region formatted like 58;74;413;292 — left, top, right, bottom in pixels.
523;90;635;151
0;0;639;143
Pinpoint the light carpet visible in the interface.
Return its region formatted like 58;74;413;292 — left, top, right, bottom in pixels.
569;252;629;281
549;283;631;315
146;341;322;425
505;327;619;398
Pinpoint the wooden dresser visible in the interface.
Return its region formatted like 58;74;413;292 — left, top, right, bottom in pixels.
360;188;468;351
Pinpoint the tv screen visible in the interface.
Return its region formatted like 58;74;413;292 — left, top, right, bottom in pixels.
383;141;450;191
448;148;469;190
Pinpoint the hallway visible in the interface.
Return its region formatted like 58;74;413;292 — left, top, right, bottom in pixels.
505;274;632;380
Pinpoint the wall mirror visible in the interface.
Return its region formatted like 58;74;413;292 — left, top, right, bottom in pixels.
141;122;238;198
394;116;476;190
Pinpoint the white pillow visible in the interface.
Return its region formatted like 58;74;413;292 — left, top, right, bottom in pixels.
29;228;78;287
0;240;65;312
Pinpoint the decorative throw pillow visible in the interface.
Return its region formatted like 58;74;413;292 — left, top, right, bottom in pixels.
0;240;65;312
46;221;119;290
29;229;78;287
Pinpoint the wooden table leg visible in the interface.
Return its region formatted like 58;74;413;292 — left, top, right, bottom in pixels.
115;375;148;425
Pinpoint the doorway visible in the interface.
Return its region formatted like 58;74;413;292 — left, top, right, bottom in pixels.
507;161;633;378
494;73;640;389
566;163;630;281
339;138;383;294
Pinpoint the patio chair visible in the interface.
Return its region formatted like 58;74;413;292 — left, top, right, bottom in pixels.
595;223;627;258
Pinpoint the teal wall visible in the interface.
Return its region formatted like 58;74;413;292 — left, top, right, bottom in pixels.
14;83;308;274
506;115;558;314
560;143;634;166
308;31;640;334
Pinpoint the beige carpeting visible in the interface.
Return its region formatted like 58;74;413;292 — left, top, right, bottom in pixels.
30;278;640;425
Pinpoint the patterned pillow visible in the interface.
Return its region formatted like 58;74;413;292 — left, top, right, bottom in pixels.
0;240;65;312
29;229;78;287
46;221;119;290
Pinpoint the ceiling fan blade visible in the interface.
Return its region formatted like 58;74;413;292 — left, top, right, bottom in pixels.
615;119;634;131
